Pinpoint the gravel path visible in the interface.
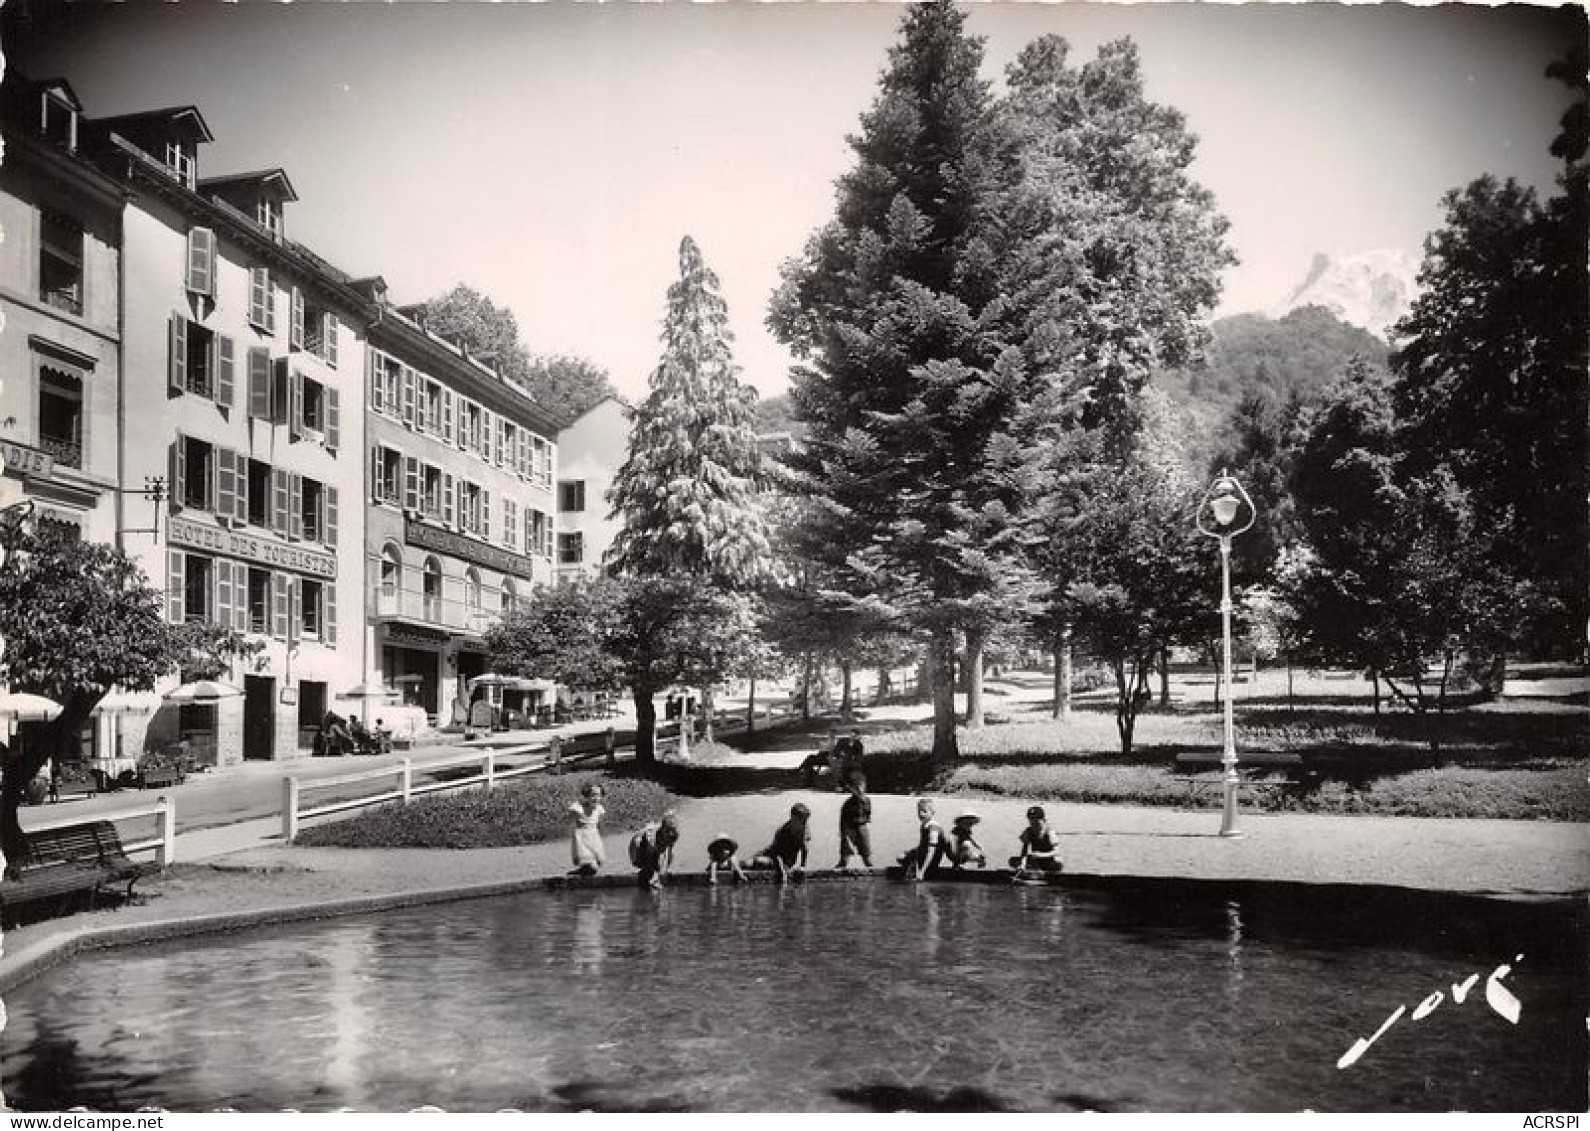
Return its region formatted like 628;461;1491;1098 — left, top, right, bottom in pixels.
3;787;1584;993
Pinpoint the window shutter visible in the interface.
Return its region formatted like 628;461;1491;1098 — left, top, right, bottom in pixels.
482;488;491;541
272;358;289;424
168;315;187;395
215;559;234;629
215;448;236;520
167;550;186;623
169;438;186;514
290;286;305;349
272;572;289;639
234;568;249;633
186;227;214;297
401;366;416;427
324;313;339;367
481;409;494;461
325;387;341;452
443;473;455;527
289;370;304;440
214;334;235;409
289;578;302;641
249;267;267;329
288;473;304;540
247;348;272;420
234;455;249;524
263;271;276;334
404;457;420;512
370;447;382;502
271;467;289;535
324;583;338;646
367;351;381;413
326;485;339;548
442;389;455;445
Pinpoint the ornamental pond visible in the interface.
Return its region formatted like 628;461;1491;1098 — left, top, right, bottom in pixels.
4;877;1584;1112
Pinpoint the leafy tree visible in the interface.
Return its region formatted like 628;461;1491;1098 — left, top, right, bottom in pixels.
1288;361;1517;749
1062;455;1213;756
770;1;1024;760
426;286;615;425
996;35;1235;453
525;354;618;425
423;284;533;383
608;235;772;590
486;575;756;764
484;577;625;696
0;529;200;865
1390;170;1587;656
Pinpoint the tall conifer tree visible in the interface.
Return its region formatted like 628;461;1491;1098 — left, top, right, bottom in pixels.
770;1;1021;760
608;235;771;589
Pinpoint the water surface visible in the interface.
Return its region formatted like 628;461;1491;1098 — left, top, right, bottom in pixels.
4;878;1583;1111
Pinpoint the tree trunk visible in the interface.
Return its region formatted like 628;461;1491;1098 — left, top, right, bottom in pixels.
1158;646;1170;709
1371;669;1382;717
800;651;814;721
1054;625;1073;721
1286;656;1295;714
700;685;715;744
965;628;986;729
839;659;853;721
930;628;959;764
875;666;892;705
632;688;657;766
2;696;93;871
746;674;756;736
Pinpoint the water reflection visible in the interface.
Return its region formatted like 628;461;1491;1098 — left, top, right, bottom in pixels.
1;882;1583;1113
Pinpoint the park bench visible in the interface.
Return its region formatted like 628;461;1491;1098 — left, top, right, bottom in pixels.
1172;752;1313;804
549;729;620;769
138;765;185;789
0;820;158;927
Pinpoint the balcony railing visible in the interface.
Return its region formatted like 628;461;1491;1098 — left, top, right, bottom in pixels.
375;587;501;637
37;434;81;469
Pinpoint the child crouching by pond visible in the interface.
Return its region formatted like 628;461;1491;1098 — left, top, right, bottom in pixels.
749;802;810;884
705;831;747;885
629;811;681;889
1011;805;1063;881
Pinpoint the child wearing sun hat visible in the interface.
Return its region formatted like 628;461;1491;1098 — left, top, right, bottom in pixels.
948;809;987;869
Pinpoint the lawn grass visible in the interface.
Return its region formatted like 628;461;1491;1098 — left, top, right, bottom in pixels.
940;760;1590;821
294;770;679;849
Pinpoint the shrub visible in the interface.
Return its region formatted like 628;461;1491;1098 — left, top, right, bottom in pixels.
295;770;679;849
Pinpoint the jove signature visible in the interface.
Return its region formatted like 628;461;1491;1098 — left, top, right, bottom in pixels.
1337;954;1523;1070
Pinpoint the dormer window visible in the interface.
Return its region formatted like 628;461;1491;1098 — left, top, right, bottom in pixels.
40;90;77;150
257;198;283;240
165;140;195;188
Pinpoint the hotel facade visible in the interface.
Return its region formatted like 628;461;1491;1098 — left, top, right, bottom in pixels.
0;72;563;763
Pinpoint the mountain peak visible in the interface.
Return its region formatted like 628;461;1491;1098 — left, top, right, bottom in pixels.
1271;249;1421;342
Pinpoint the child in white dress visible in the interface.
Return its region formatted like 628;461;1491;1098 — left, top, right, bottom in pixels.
568;783;606;876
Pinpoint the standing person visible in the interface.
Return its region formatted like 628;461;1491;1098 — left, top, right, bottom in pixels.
838;727;866;783
629;811;681;888
567;783;607;877
750;802;811;884
705;831;747;885
1010;805;1063;880
838;772;873;869
898;798;947;881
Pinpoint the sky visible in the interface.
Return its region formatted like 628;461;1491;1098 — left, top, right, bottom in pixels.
5;1;1579;401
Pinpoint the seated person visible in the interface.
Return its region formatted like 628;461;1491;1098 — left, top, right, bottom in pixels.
629;811;681;889
797;733;836;784
897;798;948;881
1010;805;1063;879
371;718;395;754
705;831;747;885
748;803;811;884
948;810;987;869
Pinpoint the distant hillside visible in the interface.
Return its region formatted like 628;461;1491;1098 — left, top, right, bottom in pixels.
1153;305;1390;472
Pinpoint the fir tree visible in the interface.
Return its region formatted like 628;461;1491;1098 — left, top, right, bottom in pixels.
608;235;771;590
770;1;1020;760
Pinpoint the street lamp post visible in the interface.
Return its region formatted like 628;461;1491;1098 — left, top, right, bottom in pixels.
1196;471;1255;838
